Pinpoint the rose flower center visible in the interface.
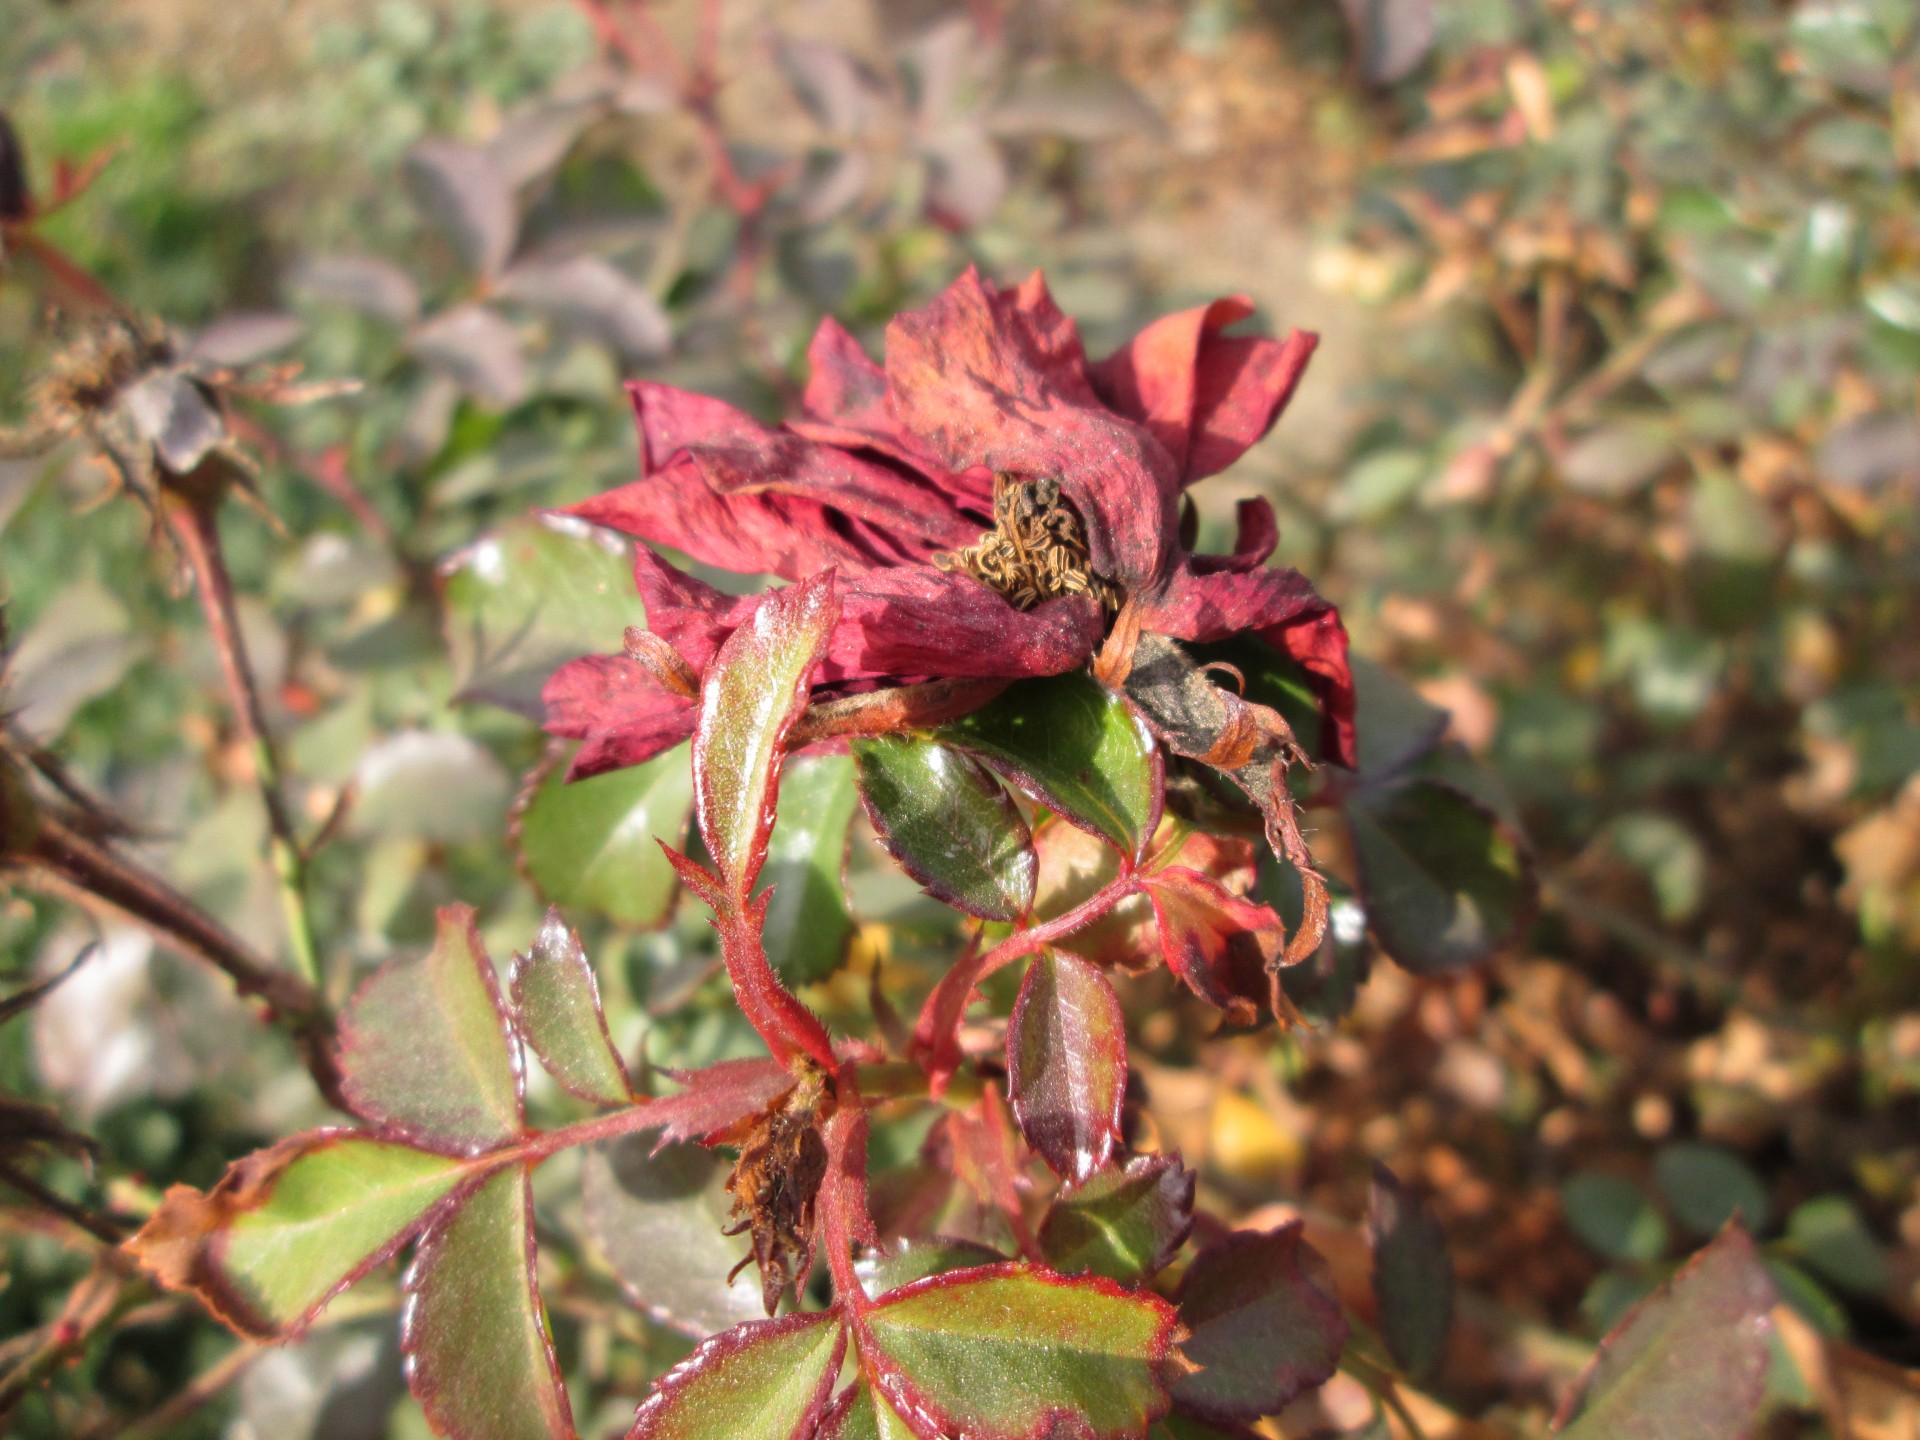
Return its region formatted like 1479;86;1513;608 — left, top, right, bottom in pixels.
935;472;1122;614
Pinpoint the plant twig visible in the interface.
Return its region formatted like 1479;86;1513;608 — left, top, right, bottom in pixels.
160;486;322;991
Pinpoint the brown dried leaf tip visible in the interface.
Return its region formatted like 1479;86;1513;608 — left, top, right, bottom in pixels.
720;1059;832;1316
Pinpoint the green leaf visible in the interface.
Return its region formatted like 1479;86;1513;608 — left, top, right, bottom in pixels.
1653;1143;1771;1239
1564;1173;1671;1264
130;1134;475;1338
1555;1229;1777;1438
581;1136;770;1339
860;1262;1177;1440
1007;950;1128;1184
338;905;523;1151
510;910;631;1106
1787;1196;1887;1297
630;1311;846;1440
443;513;641;717
822;1383;920;1440
936;672;1160;860
858;1239;1009;1297
852;735;1037;921
1350;656;1448;781
403;1164;572;1440
1346;778;1535;975
757;753;858;984
695;572;839;896
1172;1226;1348;1423
1039;1153;1194;1284
1369;1164;1452;1386
515;744;694;930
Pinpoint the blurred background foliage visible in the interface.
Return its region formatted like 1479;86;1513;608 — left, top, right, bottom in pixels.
0;0;1916;1435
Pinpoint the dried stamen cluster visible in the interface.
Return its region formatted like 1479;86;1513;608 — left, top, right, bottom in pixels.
935;472;1123;614
721;1061;832;1315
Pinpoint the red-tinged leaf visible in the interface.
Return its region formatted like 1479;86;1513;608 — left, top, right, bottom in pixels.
628;1311;846;1440
694;570;841;897
858;1239;1009;1298
1007;950;1127;1184
582;1137;770;1338
403;1164;572;1440
852;734;1037;922
129;1132;481;1339
1039;1154;1194;1284
510;909;631;1106
1553;1228;1777;1439
1171;1225;1348;1424
1368;1162;1453;1385
1142;868;1285;1026
1032;818;1157;969
936;672;1163;861
336;905;524;1154
860;1262;1179;1440
644;1058;796;1149
820;1381;922;1440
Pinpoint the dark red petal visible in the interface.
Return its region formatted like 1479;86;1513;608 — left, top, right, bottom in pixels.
567;383;976;581
884;267;1178;590
829;568;1104;681
1092;298;1317;484
542;654;696;780
1137;562;1357;767
1190;497;1280;575
629;545;755;674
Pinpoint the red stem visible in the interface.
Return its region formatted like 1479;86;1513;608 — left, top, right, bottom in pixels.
911;871;1142;1089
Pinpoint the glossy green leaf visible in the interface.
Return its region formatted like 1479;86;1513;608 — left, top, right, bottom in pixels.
852;735;1037;922
695;572;839;896
510;909;631;1106
1172;1225;1347;1423
629;1311;845;1440
1369;1164;1452;1386
1653;1143;1771;1239
443;513;641;717
1346;778;1535;975
757;753;858;984
403;1164;572;1440
581;1136;770;1339
1787;1196;1887;1297
861;1262;1177;1440
1564;1172;1671;1264
936;671;1160;859
1039;1153;1194;1283
1555;1229;1777;1438
1007;950;1127;1184
857;1239;1008;1297
337;905;523;1151
131;1134;475;1338
515;745;694;931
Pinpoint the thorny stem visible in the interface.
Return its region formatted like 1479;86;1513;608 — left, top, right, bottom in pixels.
24;810;344;1106
160;487;322;993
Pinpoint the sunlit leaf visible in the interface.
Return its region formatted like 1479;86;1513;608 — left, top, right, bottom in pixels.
1039;1153;1194;1284
582;1137;776;1339
629;1311;846;1440
820;1381;920;1440
411;304;527;408
515;744;694;930
403;1164;572;1440
857;1238;1009;1297
757;753;858;984
1369;1163;1453;1386
852;735;1037;922
337;905;523;1152
1007;950;1128;1184
443;512;641;718
497;254;671;362
1171;1225;1347;1423
1555;1229;1776;1438
937;672;1161;859
349;729;512;845
405;139;518;278
694;571;840;897
1346;778;1535;974
509;910;631;1106
129;1134;478;1338
861;1263;1177;1440
1141;867;1284;1026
